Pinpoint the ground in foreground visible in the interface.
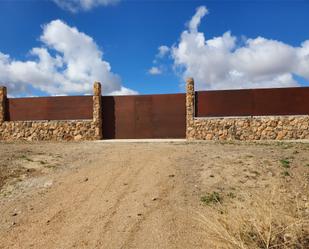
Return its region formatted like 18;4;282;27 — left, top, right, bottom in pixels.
0;140;308;249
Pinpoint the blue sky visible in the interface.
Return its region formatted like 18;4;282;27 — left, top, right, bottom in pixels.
0;0;309;96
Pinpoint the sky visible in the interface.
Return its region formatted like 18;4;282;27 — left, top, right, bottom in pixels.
0;0;309;97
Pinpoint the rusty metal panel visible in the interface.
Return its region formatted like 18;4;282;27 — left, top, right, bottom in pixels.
196;87;309;117
196;89;254;117
114;96;136;139
102;95;136;139
151;94;186;138
7;96;93;121
253;87;309;116
102;93;186;139
101;96;116;139
134;96;153;139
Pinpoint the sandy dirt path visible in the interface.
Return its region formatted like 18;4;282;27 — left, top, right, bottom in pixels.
0;141;308;249
0;142;208;249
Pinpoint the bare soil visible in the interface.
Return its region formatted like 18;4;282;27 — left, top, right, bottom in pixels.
0;140;308;249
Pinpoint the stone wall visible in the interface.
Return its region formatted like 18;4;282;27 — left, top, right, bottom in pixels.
93;82;103;140
186;79;309;141
0;121;96;141
0;82;102;141
189;116;309;140
0;86;6;123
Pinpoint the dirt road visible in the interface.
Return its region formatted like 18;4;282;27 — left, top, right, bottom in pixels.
0;141;308;249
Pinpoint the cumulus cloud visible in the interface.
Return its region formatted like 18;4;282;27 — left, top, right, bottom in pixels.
0;19;137;96
148;66;162;75
148;46;170;75
53;0;119;12
188;5;208;32
110;86;137;95
171;6;309;90
157;45;170;58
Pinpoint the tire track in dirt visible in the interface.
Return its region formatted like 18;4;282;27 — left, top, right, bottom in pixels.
0;143;209;249
119;183;173;249
91;151;170;248
45;152;147;249
1;148;141;249
90;164;149;248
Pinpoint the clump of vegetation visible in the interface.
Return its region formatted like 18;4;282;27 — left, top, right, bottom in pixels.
279;159;292;177
198;189;309;249
280;159;290;169
201;192;222;205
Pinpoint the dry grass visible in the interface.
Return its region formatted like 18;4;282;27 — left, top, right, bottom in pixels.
198;188;309;249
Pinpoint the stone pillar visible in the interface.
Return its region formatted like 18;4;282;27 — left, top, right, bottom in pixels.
186;78;195;139
93;82;102;139
0;86;7;124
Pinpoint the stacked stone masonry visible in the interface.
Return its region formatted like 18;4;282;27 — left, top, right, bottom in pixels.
0;121;96;141
0;86;6;123
187;116;309;140
186;79;309;141
93;82;103;140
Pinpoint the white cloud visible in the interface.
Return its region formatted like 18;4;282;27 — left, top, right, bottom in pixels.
149;46;170;74
187;5;208;32
53;0;119;12
148;66;162;75
110;86;138;95
0;19;136;96
171;6;309;90
157;45;170;58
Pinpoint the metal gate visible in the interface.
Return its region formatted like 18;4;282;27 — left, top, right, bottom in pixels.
102;93;186;139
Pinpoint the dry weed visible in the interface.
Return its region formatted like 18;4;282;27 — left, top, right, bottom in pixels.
198;188;309;249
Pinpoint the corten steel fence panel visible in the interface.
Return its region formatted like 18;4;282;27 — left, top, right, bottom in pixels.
102;95;136;139
196;87;309;117
134;96;153;139
7;96;93;121
114;95;135;139
196;89;254;117
252;87;309;116
101;96;116;139
102;93;186;139
151;94;186;138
